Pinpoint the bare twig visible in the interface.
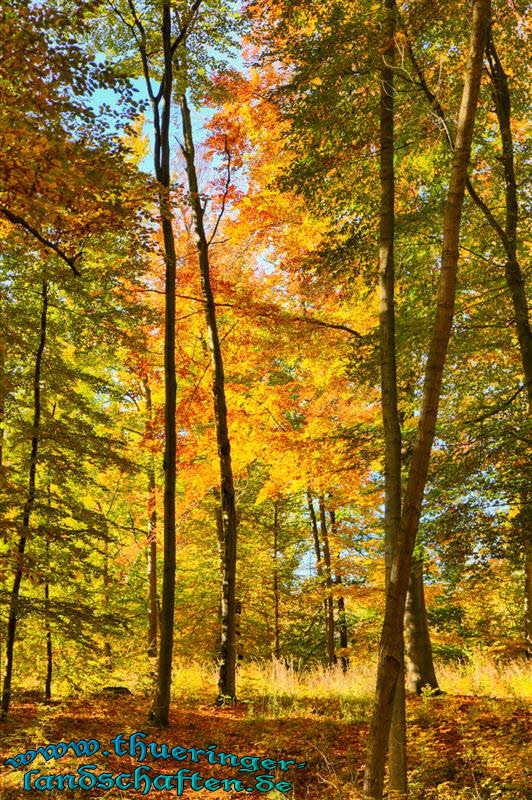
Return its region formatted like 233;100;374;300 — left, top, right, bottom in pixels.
207;135;232;247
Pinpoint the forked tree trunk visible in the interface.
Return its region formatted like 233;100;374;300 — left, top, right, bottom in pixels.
363;2;490;796
144;378;158;659
1;278;48;719
179;93;239;702
319;496;337;667
307;491;331;662
378;1;407;794
404;559;440;694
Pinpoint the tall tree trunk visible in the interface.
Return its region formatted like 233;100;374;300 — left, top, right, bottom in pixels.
526;541;532;660
404;559;440;694
0;305;5;474
44;480;53;701
143;0;183;727
330;510;349;672
272;501;281;660
377;1;407;794
144;378;158;659
1;278;48;720
363;2;490;796
179;93;239;702
406;9;531;672
519;487;532;659
307;491;330;661
44;530;52;702
103;537;112;669
319;496;337;667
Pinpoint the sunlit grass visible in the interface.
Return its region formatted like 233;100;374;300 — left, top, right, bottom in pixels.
15;651;531;707
436;652;532;699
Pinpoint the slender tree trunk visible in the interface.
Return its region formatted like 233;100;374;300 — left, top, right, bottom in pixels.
1;278;48;720
0;308;5;474
148;0;179;727
272;501;281;660
363;3;490;796
330;510;349;672
404;559;440;694
179;93;238;702
44;533;52;701
377;1;407;794
44;479;53;701
307;491;330;661
319;496;337;667
526;543;532;659
144;378;158;659
519;487;532;659
103;537;112;669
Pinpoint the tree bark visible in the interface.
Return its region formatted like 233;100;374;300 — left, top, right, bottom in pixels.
144;378;158;660
0;304;5;474
319;496;337;667
526;541;532;659
143;0;182;727
363;2;490;796
404;559;440;694
44;480;53;701
179;92;239;702
377;1;407;795
44;533;53;702
272;501;281;660
103;537;113;669
330;510;349;672
307;491;331;663
519;487;532;659
1;278;48;719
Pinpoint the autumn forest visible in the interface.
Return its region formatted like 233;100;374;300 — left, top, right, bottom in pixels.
0;0;530;798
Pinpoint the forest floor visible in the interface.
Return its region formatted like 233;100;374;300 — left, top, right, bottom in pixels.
0;659;530;800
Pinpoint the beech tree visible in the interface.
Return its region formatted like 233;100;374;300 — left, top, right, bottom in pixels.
363;1;491;794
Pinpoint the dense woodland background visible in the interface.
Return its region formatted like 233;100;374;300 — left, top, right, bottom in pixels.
0;0;530;798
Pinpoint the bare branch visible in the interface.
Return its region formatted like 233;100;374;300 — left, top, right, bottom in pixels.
207;135;232;248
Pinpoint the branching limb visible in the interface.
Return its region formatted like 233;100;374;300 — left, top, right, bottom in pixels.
466;383;528;424
0;206;80;276
170;0;204;56
207;135;232;248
